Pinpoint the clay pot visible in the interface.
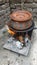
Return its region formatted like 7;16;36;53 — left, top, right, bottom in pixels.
8;10;32;30
10;10;32;22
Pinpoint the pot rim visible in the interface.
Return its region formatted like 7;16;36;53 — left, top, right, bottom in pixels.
10;10;32;22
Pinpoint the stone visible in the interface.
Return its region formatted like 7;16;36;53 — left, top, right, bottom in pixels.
24;0;33;3
0;7;10;16
0;0;6;5
33;17;37;21
34;0;37;2
24;8;32;12
3;37;31;56
2;0;6;4
0;0;2;4
5;0;9;3
0;6;2;11
10;4;16;9
0;10;6;16
1;3;9;10
0;20;5;29
5;11;10;16
33;9;37;13
33;13;37;17
24;3;37;8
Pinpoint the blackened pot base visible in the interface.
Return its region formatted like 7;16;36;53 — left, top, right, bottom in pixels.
8;21;34;40
9;21;34;33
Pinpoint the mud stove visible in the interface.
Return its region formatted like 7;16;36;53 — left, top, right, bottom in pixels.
3;10;34;56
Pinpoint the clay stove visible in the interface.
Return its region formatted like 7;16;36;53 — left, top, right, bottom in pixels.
3;10;34;56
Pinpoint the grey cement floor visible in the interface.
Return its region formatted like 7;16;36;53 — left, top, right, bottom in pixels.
0;23;37;65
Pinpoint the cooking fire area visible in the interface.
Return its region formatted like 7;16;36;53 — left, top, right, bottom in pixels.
3;9;37;56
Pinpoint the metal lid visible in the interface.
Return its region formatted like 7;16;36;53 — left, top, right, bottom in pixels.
10;10;32;22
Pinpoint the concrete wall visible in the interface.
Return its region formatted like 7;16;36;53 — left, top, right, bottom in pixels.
0;0;37;29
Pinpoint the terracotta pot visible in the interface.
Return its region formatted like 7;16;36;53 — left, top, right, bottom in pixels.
8;10;32;30
10;10;32;22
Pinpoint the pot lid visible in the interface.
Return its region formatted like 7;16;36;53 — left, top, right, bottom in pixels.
10;10;32;22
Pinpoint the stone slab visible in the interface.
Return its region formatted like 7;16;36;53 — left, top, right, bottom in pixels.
3;37;31;56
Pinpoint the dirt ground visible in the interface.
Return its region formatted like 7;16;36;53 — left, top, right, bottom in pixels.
0;23;37;65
